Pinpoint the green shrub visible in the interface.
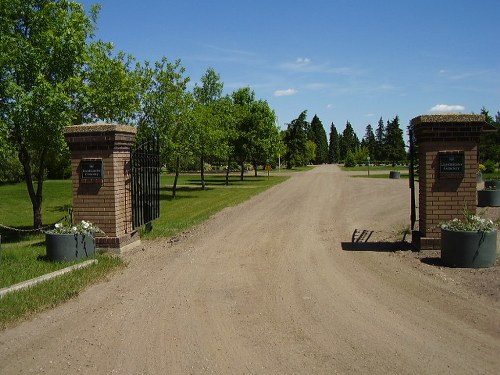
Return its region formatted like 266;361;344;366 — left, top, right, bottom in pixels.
344;151;356;167
484;160;497;174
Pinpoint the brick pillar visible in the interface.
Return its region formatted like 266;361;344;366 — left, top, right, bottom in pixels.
64;124;140;253
410;114;486;250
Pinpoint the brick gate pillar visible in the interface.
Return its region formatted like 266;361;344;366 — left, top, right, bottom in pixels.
410;114;487;250
64;124;141;253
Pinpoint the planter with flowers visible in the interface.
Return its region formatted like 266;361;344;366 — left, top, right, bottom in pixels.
45;220;102;262
440;210;498;268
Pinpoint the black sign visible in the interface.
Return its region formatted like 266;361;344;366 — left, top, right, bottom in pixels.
439;154;464;174
81;159;103;180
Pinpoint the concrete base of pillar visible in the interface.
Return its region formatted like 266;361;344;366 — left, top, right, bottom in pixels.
96;231;142;254
412;230;441;250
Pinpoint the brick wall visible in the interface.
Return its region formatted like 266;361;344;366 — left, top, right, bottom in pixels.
411;114;486;249
64;124;138;251
418;141;477;238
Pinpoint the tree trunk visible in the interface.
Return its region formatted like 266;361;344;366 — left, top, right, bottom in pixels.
200;156;206;190
225;159;230;186
240;161;244;181
253;162;258;177
172;155;180;199
18;145;44;229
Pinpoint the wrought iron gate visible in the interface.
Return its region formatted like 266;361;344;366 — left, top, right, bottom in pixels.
131;135;160;229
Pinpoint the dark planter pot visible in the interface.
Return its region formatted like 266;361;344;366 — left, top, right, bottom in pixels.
484;180;500;190
441;228;497;268
389;171;400;179
45;233;95;262
477;189;500;207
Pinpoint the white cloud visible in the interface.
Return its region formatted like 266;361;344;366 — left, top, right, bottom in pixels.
274;88;298;97
296;57;311;66
430;104;465;113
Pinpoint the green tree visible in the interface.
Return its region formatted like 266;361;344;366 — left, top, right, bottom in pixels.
361;123;376;160
0;123;23;182
339;121;359;161
135;58;193;198
247;99;280;175
310;115;328;164
284;110;308;168
328;122;340;163
0;0;96;228
479;107;500;167
232;87;256;179
75;41;140;124
232;88;281;179
305;140;317;165
385;115;406;166
193;68;224;189
374;117;386;161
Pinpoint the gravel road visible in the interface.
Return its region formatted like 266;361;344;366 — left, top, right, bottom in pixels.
1;164;499;374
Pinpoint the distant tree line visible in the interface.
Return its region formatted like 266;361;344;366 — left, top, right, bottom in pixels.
282;111;329;168
282;111;407;169
283;111;462;170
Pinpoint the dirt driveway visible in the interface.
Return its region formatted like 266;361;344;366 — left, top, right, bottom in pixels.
1;164;499;374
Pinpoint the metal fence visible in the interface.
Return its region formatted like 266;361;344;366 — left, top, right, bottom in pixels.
131;135;160;230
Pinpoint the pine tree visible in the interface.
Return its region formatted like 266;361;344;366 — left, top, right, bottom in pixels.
385;115;406;166
284;110;308;168
340;121;359;161
374;117;386;161
361;124;376;159
328;123;340;163
310;115;329;164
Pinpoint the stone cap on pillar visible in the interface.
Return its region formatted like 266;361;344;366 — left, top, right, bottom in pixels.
64;123;137;152
410;114;489;143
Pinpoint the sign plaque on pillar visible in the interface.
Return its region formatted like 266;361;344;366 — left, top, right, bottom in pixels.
438;151;464;179
80;158;104;183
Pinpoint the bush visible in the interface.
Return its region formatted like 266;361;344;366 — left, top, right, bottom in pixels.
483;160;497;174
344;151;356;167
0;152;23;183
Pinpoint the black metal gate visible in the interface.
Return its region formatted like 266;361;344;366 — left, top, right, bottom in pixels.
131;135;160;229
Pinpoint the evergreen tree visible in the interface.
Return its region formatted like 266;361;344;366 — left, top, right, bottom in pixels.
361;123;376;160
374;117;386;161
284;110;308;168
328;123;340;163
385;115;406;166
339;121;359;161
310;115;329;164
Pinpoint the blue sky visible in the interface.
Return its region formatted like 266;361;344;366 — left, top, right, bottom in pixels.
80;0;500;138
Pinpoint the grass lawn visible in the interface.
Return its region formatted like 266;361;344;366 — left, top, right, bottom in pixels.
0;170;291;329
341;164;409;172
0;180;72;236
341;164;410;179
